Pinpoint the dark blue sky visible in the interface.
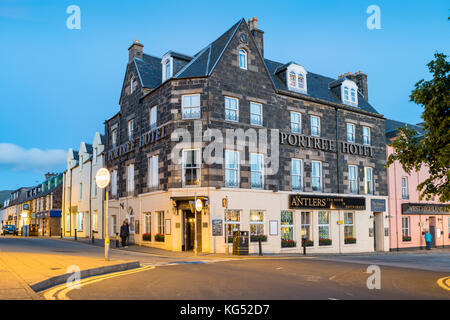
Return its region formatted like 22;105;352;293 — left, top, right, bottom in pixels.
0;0;449;190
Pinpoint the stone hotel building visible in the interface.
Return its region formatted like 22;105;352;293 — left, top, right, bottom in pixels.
104;18;389;254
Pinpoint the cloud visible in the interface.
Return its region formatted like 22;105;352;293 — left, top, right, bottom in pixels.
0;143;66;172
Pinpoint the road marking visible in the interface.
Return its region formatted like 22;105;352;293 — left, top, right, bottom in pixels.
42;265;155;300
437;276;450;292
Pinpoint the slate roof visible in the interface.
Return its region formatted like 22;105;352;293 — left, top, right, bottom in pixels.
385;119;424;141
85;143;93;155
135;18;381;116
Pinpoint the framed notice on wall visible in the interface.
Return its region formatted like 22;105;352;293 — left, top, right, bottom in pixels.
269;220;278;236
212;219;223;236
165;219;171;235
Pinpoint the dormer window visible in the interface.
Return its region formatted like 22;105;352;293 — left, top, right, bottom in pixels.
239;49;247;70
162;54;173;82
341;79;358;107
286;64;307;94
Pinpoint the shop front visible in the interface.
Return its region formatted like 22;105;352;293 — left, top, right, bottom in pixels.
36;210;62;236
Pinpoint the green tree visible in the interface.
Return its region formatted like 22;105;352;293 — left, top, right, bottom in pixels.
387;53;449;202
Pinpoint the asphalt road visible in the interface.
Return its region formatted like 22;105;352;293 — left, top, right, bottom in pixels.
63;258;449;300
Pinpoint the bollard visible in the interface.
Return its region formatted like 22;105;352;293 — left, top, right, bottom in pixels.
115;232;119;248
92;230;95;244
302;238;306;255
60;228;63;239
258;236;263;256
74;229;77;241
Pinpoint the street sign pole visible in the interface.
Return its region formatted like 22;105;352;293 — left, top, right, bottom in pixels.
194;193;197;256
105;190;109;261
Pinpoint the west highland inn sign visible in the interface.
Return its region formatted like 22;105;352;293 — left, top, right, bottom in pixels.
289;194;366;210
401;203;450;215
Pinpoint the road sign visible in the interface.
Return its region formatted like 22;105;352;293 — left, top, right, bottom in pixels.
95;168;110;189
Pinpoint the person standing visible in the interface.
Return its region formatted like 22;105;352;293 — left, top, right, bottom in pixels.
124;218;130;247
120;220;129;248
424;231;432;250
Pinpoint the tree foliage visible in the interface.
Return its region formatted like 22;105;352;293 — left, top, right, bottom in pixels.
387;53;450;202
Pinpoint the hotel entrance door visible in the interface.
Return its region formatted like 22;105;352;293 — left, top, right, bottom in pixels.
183;210;195;251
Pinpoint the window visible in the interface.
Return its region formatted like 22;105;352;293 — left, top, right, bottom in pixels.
318;211;330;243
225;209;241;243
111;170;117;196
112;215;117;234
77;212;84;231
364;167;373;195
66;214;70;231
402;217;410;237
92;179;97;197
291;159;303;191
239;49;247;70
301;212;312;241
250;153;264;189
297;74;305;89
310;116;320;136
182;94;201;119
145;213;152;235
127;164;134;193
289;71;296;87
344;212;355;240
290;112;301;133
311;161;322;192
250;210;265;240
78;183;82;200
350;88;356;103
92;211;98;232
344;86;349;101
363;127;371;145
250;102;262;125
93;147;97;165
225;97;239;122
111;128;117;147
130;75;135;94
401;177;408;199
182;149;201;186
348;165;358;194
225;150;239;187
347;123;355;142
148;155;159;189
448;217;450;239
150;105;157;129
165;59;171;80
128;119;134;141
157;211;165;235
281;211;295;247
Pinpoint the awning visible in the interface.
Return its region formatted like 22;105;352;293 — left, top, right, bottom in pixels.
35;210;62;218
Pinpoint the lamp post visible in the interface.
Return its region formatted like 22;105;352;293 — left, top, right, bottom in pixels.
95;168;111;261
194;195;202;256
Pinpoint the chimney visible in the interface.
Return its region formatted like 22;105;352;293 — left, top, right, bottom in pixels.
346;70;369;101
128;39;143;63
248;16;264;57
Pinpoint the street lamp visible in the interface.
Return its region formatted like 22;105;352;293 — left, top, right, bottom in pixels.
95;168;111;261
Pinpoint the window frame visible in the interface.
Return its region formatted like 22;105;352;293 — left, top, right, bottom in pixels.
224;96;239;122
348;165;358;194
318;211;330;241
290;111;302;134
291;158;303;191
346;123;356;143
225;209;241;243
157;211;165;235
364;167;374;195
182;94;201;119
149;105;157;130
344;212;355;240
111;128;117;147
402;216;410;237
148;155;159;189
311;160;322;192
310;115;321;137
250;153;264;189
401;177;408;199
250;102;263;126
363;126;371;145
301;212;312;241
281;210;295;245
127;119;134;141
249;210;265;240
182;149;201;187
225;150;239;188
238;49;247;70
127;163;135;193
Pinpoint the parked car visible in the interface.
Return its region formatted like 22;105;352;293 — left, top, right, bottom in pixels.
2;225;18;235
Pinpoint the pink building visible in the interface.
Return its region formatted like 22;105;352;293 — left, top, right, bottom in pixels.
386;119;450;250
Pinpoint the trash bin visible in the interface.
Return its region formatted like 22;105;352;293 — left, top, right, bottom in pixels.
232;231;249;255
